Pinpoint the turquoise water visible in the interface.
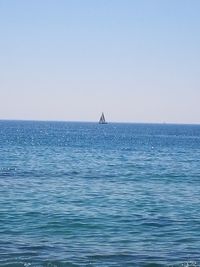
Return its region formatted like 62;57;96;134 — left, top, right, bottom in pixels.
0;121;200;267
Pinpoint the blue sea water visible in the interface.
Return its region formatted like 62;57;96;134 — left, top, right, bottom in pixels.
0;120;200;267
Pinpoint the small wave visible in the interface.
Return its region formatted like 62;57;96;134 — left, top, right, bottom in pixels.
0;261;79;267
0;259;199;267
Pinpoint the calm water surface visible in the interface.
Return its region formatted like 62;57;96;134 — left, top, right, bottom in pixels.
0;121;200;267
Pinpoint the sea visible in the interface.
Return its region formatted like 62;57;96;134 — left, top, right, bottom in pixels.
0;120;200;267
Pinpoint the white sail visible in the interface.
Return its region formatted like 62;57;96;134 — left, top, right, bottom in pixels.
99;112;107;124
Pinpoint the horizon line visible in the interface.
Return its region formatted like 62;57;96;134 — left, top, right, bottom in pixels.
0;118;200;126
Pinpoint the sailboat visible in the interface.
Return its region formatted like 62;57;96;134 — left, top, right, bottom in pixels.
99;112;107;124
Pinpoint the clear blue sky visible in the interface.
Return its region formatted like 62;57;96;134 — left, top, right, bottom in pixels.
0;0;200;123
